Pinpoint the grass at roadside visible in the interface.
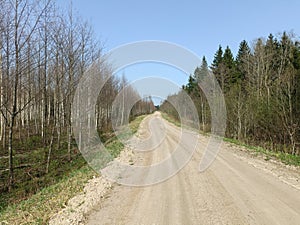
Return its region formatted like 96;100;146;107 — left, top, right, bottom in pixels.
0;166;96;224
0;115;147;225
160;113;181;127
161;112;300;167
161;112;208;136
224;137;300;167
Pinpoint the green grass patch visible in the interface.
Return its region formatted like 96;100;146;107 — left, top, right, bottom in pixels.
0;165;96;225
223;137;300;167
106;139;124;158
129;115;147;133
161;113;181;127
0;115;147;225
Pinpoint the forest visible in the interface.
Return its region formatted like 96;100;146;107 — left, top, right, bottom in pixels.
0;0;155;204
1;0;300;217
161;32;300;157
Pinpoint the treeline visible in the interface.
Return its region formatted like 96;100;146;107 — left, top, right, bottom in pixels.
161;32;300;155
0;0;154;193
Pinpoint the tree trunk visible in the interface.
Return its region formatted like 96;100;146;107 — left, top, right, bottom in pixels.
8;117;15;191
46;126;55;173
67;123;72;161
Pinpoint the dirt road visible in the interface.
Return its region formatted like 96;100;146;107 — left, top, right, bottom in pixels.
87;113;300;225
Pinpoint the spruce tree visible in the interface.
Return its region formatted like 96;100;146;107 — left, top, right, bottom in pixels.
185;75;196;94
210;45;223;73
211;45;225;91
222;46;237;90
196;56;209;82
265;33;279;81
236;40;251;81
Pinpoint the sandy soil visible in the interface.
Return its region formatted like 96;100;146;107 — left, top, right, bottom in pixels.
50;112;300;225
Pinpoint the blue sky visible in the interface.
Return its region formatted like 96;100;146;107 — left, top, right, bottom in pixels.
57;0;300;104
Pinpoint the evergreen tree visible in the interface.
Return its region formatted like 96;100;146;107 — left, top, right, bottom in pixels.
278;32;294;75
265;33;279;82
185;75;196;94
236;40;251;81
265;33;279;54
222;46;237;91
223;46;235;70
210;45;223;75
211;45;225;90
195;56;209;82
211;45;223;69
